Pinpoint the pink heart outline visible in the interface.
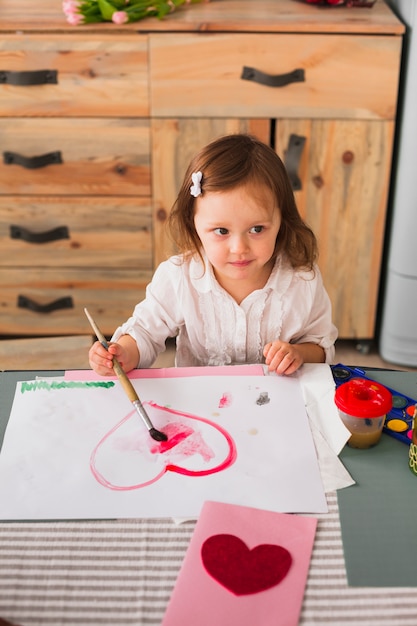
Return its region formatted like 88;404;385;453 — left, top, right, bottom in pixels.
90;401;237;491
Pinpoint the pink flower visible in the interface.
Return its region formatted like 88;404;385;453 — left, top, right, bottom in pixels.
65;12;83;25
62;0;79;13
62;0;82;24
112;11;129;24
62;0;212;27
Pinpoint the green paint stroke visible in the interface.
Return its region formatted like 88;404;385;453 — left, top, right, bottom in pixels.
21;380;115;393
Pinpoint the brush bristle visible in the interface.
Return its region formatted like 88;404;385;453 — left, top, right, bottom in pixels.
150;428;168;442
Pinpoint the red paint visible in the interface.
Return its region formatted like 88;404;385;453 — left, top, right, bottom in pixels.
90;401;237;490
149;422;194;453
219;392;232;409
407;405;416;417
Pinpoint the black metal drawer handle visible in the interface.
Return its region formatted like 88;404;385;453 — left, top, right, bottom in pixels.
3;151;63;169
10;225;70;244
0;70;58;86
17;295;74;314
241;66;305;88
284;134;306;191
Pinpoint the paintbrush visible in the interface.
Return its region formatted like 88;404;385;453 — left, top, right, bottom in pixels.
84;307;168;442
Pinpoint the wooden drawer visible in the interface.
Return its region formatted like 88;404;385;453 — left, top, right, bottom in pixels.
0;119;150;195
0;197;152;269
0;268;151;336
0;34;149;117
150;33;401;120
0;335;93;370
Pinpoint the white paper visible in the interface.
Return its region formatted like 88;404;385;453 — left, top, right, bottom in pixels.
294;364;354;492
0;375;327;520
296;363;351;455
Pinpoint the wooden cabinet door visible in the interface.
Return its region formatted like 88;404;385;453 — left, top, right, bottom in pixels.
275;119;395;339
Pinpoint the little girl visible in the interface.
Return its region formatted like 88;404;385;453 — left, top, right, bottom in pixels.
89;134;337;376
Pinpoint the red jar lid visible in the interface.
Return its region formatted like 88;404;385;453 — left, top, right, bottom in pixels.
335;378;392;418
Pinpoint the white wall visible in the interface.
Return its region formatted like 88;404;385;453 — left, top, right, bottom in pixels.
383;0;417;275
379;0;417;366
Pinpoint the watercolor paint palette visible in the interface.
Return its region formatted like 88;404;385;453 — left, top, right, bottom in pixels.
331;364;417;446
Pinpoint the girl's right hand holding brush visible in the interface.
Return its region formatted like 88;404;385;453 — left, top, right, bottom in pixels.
89;335;139;376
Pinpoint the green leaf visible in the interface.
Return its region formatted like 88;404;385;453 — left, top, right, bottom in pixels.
97;0;117;20
74;0;206;24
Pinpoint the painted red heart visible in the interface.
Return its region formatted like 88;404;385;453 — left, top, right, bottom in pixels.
90;402;237;490
201;534;292;596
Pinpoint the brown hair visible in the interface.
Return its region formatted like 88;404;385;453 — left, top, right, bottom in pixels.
168;134;317;270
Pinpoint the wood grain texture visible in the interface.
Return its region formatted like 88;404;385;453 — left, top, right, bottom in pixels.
0;35;149;117
275;118;395;338
0;335;93;370
0;119;150;196
150;34;401;120
0;268;151;336
0;0;404;35
0;196;152;269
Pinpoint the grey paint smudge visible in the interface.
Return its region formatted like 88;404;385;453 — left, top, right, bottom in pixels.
256;392;270;406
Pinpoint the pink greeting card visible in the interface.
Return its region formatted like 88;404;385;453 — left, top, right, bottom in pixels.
162;501;317;626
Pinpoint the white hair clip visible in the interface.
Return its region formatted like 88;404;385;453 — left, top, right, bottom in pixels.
190;171;203;197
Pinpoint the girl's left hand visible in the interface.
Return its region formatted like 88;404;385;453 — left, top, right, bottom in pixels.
263;340;304;375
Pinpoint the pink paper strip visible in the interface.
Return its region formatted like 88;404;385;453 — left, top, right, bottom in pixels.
65;364;265;381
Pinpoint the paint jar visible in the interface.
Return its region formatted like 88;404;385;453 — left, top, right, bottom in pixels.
335;378;392;449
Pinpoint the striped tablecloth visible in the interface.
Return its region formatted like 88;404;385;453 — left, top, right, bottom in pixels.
0;491;416;626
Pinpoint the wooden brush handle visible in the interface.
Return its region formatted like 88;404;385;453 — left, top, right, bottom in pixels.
112;357;139;403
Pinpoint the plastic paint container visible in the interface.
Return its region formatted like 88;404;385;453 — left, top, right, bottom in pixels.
335;378;393;449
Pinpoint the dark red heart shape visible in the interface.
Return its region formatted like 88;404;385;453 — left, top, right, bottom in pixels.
201;533;292;596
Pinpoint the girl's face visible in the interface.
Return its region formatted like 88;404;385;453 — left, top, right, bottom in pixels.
194;184;281;299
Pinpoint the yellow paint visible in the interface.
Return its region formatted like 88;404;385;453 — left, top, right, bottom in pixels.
386;418;408;433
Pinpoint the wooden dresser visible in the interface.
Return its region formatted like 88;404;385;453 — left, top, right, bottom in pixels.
0;0;404;339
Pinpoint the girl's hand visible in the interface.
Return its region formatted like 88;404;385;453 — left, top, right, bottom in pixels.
88;341;125;376
89;334;140;375
263;340;304;376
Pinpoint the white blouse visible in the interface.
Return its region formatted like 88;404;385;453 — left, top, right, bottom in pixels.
112;254;338;368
